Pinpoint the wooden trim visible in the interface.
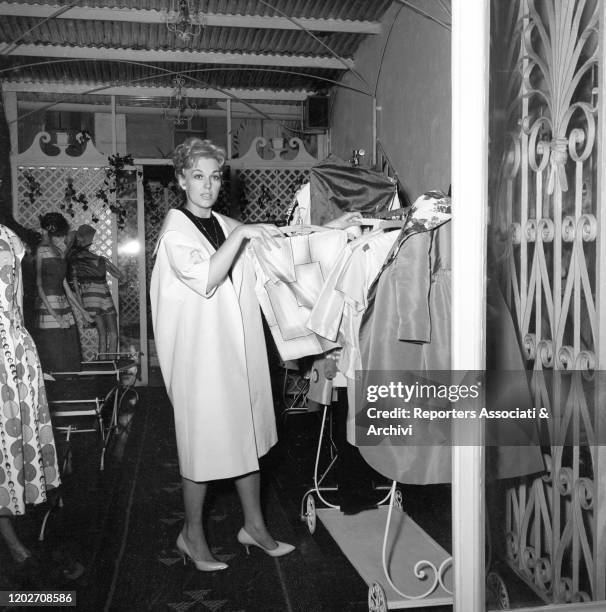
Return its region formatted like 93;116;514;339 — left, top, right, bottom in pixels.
229;136;317;169
2;82;311;101
135;168;148;386
132;158;172;166
0;44;354;69
15;131;108;167
17;101;301;121
0;3;381;34
2;90;19;218
451;0;489;610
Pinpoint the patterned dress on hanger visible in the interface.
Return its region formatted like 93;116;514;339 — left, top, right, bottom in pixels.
0;226;61;516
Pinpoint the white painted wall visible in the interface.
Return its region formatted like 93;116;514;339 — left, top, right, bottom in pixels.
330;3;451;200
94;112;126;155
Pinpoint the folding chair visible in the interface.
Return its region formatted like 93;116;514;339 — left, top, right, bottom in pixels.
39;356;135;541
95;352;140;467
38;396;105;541
46;360;123;463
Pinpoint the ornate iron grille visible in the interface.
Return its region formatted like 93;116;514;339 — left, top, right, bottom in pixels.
490;0;604;603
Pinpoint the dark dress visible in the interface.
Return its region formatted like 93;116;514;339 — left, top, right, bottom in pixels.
178;208;226;249
34;245;81;372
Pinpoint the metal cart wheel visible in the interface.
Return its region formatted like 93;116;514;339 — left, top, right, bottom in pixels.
368;582;388;612
486;571;511;609
303;492;316;534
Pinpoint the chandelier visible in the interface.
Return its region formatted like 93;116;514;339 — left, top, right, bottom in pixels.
163;76;197;129
165;0;205;42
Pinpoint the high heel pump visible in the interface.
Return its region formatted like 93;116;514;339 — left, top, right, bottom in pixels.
176;533;228;572
237;528;295;557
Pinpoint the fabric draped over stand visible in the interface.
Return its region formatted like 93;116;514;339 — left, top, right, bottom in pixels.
309;157;399;226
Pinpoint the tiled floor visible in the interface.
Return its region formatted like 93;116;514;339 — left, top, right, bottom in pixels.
0;383;541;611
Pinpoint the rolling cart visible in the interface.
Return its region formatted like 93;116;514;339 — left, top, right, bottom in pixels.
300;404;453;611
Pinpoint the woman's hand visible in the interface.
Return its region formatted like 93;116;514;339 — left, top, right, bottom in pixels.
324;212;363;230
233;223;283;250
54;313;70;329
82;311;94;324
206;223;283;292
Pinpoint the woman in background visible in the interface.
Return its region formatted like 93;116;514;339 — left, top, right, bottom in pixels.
68;223;122;358
34;212;91;372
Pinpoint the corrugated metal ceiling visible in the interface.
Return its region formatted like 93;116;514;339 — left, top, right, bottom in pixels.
0;17;367;57
0;0;394;109
8;0;392;22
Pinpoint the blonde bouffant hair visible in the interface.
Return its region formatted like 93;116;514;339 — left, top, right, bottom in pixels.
172;138;226;178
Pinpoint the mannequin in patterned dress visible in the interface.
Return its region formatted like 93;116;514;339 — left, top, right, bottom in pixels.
0;224;61;565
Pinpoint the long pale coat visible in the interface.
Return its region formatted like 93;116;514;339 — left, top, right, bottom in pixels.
150;209;277;481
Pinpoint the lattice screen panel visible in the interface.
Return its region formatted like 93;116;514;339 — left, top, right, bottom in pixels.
116;170;140;356
144;186;180;289
143;186;180;367
16;166;115;361
235;168;310;224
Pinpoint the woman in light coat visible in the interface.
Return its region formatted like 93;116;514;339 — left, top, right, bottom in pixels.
150;138;293;571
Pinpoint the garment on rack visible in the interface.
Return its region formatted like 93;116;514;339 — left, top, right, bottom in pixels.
309;157;398;225
250;229;347;361
308;229;401;379
357;221;544;484
357;222;452;484
307;229;401;442
0;226;61;515
484;257;544;478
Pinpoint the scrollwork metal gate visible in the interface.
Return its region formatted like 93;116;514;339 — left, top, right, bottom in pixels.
490;0;606;604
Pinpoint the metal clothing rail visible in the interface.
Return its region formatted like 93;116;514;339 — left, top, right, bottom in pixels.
298;405;453;610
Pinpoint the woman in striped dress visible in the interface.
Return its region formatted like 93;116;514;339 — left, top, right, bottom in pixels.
34;213;92;372
68;224;122;358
